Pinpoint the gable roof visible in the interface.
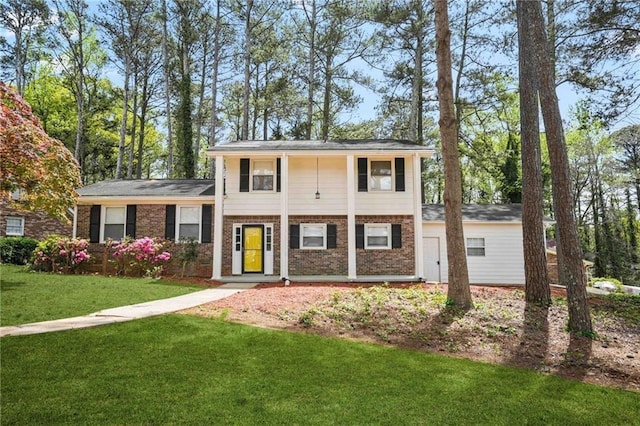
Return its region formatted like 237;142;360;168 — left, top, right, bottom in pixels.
77;179;215;198
422;204;523;222
208;139;434;155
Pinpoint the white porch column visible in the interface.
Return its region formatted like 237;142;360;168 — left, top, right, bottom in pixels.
413;153;424;279
72;206;78;239
212;155;224;280
280;153;289;278
346;155;357;279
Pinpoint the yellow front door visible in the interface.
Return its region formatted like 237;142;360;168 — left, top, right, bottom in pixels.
243;226;263;273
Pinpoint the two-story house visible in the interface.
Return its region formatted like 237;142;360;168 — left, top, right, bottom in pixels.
74;139;528;284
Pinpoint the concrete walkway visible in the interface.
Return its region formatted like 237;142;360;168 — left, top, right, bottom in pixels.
0;282;257;337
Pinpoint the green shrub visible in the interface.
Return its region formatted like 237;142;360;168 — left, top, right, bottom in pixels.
32;235;91;273
0;237;38;265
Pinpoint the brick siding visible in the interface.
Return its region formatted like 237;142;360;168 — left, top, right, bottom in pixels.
76;203;214;278
222;216;280;276
0;199;72;239
289;215;348;276
356;215;415;276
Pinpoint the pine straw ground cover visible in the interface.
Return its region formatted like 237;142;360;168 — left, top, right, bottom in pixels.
182;283;640;393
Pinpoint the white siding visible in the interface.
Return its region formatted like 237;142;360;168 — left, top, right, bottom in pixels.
423;222;525;284
224;158;280;215
355;156;414;215
289;157;347;215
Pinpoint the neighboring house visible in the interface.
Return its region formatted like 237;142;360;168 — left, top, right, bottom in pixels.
0;198;72;239
74;139;534;284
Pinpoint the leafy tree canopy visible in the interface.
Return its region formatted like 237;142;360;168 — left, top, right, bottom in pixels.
0;81;81;220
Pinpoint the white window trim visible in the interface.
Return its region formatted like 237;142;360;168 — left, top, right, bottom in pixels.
369;158;394;192
364;223;392;250
176;205;202;243
466;237;486;257
300;223;327;250
251;158;276;192
6;216;25;236
100;206;126;243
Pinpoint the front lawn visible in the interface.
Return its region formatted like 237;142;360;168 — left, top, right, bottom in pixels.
1;315;637;425
0;265;200;326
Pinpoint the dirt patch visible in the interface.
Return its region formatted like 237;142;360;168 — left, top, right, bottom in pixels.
181;283;640;393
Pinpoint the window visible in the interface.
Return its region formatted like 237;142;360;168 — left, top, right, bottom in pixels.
104;207;125;241
178;206;201;241
252;160;274;191
467;238;486;256
301;224;326;249
370;160;393;191
365;224;391;249
6;217;24;236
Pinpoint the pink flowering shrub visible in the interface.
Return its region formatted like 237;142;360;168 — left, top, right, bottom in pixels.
32;235;91;273
111;237;172;277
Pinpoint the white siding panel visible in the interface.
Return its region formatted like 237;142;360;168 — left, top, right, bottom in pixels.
423;223;525;284
289;157;348;215
355;156;414;215
224;158;281;215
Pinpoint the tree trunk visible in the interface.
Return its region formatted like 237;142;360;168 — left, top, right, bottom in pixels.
517;0;550;306
208;0;222;178
241;0;253;141
161;0;174;177
127;72;138;179
136;73;148;179
528;0;592;334
434;0;472;310
409;0;423;144
305;0;317;140
321;55;332;140
115;58;130;180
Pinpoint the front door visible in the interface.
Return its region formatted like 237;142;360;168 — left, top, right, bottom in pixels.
243;226;263;273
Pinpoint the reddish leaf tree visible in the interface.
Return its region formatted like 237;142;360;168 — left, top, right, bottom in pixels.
0;81;81;220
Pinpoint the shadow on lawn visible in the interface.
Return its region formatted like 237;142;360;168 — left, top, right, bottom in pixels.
0;279;27;291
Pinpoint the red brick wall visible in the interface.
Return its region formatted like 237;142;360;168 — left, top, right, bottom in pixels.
0;199;72;239
222;216;280;276
289;215;348;276
76;203;214;277
356;215;415;276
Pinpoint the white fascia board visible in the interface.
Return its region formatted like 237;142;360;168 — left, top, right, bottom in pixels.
77;196;215;205
206;149;435;158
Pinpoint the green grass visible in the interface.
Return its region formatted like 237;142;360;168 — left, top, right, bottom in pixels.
1;315;638;425
0;264;200;326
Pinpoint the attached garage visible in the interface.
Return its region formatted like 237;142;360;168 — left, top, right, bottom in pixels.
422;205;528;285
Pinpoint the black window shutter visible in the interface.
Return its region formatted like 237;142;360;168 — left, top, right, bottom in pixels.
201;204;212;243
240;158;250;192
165;205;176;240
276;158;281;192
126;205;137;238
89;205;101;243
356;224;365;249
395;158;405;192
357;158;368;192
289;224;300;249
392;224;402;248
327;224;337;249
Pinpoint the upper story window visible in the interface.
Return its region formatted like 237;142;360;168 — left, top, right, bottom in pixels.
301;224;327;249
103;206;126;241
6;217;24;236
466;238;486;256
252;160;275;191
178;206;201;241
358;157;405;192
370;160;393;191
